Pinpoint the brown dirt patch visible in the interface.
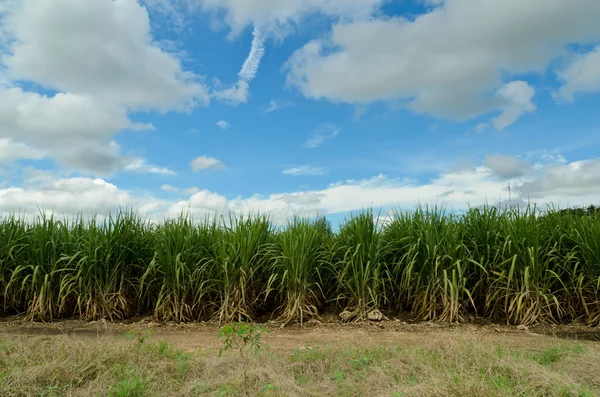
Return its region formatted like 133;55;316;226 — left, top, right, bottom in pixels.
1;317;598;353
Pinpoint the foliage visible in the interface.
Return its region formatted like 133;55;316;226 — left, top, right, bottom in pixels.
218;322;268;396
218;322;267;359
1;205;600;325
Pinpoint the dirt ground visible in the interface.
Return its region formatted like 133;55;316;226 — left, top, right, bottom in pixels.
1;317;598;353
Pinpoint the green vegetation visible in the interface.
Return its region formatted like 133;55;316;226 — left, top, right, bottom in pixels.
0;333;598;396
218;322;269;395
1;205;600;325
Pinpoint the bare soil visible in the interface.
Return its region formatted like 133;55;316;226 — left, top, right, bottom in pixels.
1;317;598;353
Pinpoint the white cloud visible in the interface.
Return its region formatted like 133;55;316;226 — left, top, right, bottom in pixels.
212;80;250;106
239;27;266;82
2;0;208;111
305;123;339;148
516;159;600;200
0;0;207;174
285;0;600;128
282;165;325;176
163;157;600;222
161;184;199;195
216;120;231;129
0;88;138;144
556;46;600;101
264;99;294;113
4;157;600;223
190;156;225;172
492;81;536;130
213;27;265;106
484;154;533;180
124;158;176;175
0;138;46;163
167;189;229;218
0;176;159;217
0;89;156;173
196;0;383;35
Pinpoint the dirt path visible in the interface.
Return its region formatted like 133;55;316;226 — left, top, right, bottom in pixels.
1;319;598;353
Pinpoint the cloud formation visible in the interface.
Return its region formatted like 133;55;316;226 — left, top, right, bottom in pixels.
264;99;294;113
484;154;533;180
196;0;383;35
282;165;325;176
216;120;231;129
4;156;600;223
190;156;225;172
556;46;600;101
213;27;266;106
239;27;266;82
305;123;340;148
285;0;600;128
0;0;207;174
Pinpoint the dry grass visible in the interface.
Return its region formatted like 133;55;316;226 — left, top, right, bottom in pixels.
1;330;599;396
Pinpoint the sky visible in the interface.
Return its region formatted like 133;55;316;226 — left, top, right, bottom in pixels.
1;0;600;224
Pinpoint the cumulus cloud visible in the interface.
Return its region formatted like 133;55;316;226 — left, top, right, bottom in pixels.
285;0;600;128
0;138;46;163
282;165;325;176
516;159;600;200
492;81;536;130
4;156;600;223
556;46;600;101
212;80;250;106
484;154;533;180
305;123;340;148
2;0;208;111
0;177;158;217
190;156;225;172
0;0;207;174
167;189;229;217
164;157;600;222
196;0;383;35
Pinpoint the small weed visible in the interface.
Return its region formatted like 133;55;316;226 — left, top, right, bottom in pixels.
39;384;71;397
331;369;345;382
295;374;309;385
192;380;211;395
108;370;149;397
125;329;154;346
218;323;268;358
157;341;170;356
407;374;419;385
176;352;191;375
291;347;327;363
259;381;279;393
536;347;563;366
218;323;268;396
558;384;595;397
483;365;517;392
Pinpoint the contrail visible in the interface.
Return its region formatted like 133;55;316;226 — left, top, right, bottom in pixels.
238;27;265;82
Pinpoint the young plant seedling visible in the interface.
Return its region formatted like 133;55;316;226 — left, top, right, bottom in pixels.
218;322;269;395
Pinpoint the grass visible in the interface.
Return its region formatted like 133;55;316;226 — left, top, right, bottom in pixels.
0;332;598;396
1;205;600;326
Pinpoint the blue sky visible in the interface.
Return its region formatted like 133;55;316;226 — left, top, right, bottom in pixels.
1;0;600;223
